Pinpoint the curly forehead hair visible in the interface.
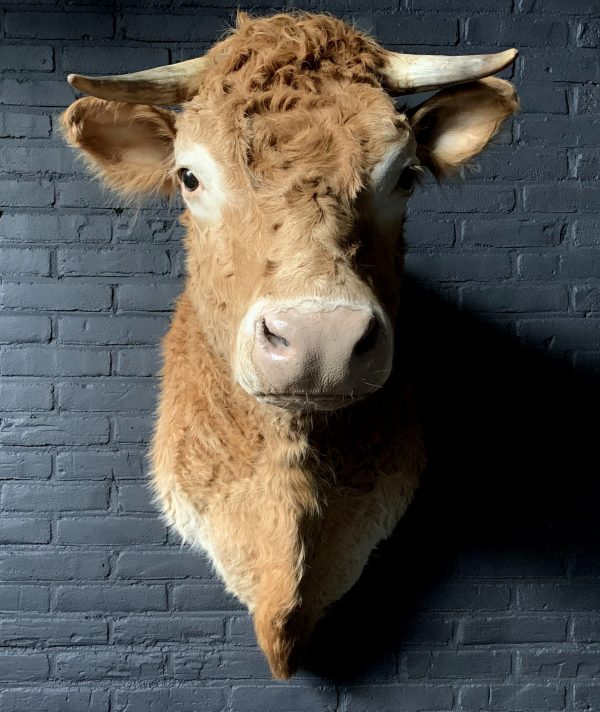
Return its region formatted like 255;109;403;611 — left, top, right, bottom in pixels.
207;12;387;96
192;13;400;196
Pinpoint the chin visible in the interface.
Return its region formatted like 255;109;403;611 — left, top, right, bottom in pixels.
257;392;372;412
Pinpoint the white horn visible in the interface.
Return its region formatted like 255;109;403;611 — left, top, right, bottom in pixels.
379;48;518;94
67;56;210;105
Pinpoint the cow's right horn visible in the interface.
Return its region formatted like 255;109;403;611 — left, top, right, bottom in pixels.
379;48;518;95
67;56;209;105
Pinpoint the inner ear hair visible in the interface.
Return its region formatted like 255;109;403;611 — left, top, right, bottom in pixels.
408;77;519;179
61;97;178;198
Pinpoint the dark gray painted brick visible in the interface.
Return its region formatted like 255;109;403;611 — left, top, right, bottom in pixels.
0;112;51;138
1;483;109;511
418;583;511;611
1;346;111;376
0;316;51;344
0;688;109;712
230;685;338;712
114;415;155;443
522;50;600;83
62;46;170;74
116;283;181;312
113;687;227;712
56;450;145;480
515;253;560;280
115;550;212;579
410;185;516;213
0;213;111;244
0;282;111;311
58;315;168;344
5;12;113;40
458;549;566;578
459;683;566;711
173;584;245;611
374;15;458;45
122;13;229;41
519;585;600;611
55;585;167;612
406;253;512;282
0;451;51;480
56;516;167;546
466;16;568;47
57;381;156;411
0;415;110;446
574;86;600;116
117;483;158;512
459;617;568;645
0;247;50;275
0;616;108;646
516;319;600;351
0;79;75;107
518;650;600;678
55;650;166;680
173;647;272;680
575;685;600;711
57;248;170;276
0;549;109;581
403;650;511;679
0;585;49;612
412;0;512;8
517;84;568;115
344;684;454;712
115;347;161;375
578;21;600;48
112;614;223;644
0;146;76;175
572;218;600;246
0;653;49;681
460;285;568;313
0;179;53;206
0;381;53;410
0;517;51;544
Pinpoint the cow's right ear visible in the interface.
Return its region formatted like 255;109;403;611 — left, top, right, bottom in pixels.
61;97;177;198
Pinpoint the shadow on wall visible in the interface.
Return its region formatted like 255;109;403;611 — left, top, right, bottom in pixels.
304;276;600;682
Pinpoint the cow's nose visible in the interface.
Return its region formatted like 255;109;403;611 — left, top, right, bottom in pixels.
251;303;392;401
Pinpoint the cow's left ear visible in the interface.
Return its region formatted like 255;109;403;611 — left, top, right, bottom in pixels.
61;97;177;198
409;77;518;178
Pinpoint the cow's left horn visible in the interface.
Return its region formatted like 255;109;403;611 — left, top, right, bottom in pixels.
379;48;518;94
67;56;209;105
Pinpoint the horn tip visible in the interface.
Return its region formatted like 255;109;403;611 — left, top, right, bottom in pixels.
67;73;81;88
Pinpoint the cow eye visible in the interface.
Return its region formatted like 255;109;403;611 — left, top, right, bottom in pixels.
178;168;200;192
396;166;417;193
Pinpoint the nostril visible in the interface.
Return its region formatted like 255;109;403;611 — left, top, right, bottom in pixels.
353;317;380;356
262;319;290;349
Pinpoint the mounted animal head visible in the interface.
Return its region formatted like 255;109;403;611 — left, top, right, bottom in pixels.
62;12;518;411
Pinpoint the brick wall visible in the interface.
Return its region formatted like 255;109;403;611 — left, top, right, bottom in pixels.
1;1;599;710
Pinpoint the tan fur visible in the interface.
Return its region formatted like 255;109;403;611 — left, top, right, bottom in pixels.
61;12;518;678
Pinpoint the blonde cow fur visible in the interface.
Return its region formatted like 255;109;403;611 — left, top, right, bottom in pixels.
61;12;519;678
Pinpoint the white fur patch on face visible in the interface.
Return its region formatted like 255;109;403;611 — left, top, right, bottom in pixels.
174;142;227;224
368;141;418;232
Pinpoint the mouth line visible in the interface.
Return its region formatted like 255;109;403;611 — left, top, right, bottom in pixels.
256;392;370;411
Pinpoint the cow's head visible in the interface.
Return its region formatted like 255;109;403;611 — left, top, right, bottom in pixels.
62;12;518;411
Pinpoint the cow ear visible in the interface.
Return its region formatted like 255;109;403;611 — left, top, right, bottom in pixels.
409;77;518;178
61;97;177;197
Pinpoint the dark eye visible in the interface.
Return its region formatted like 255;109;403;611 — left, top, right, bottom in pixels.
397;166;417;193
178;168;200;192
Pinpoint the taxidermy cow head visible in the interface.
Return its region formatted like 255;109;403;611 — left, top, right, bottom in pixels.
62;12;518;678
